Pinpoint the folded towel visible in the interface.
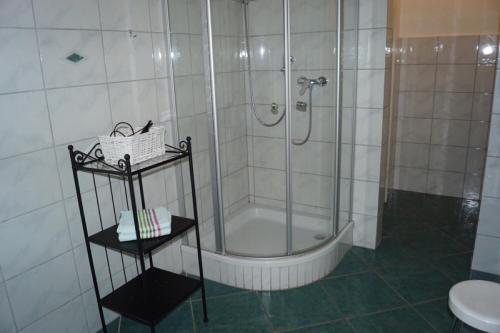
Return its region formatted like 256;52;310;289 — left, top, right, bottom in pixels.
118;224;171;242
117;207;172;242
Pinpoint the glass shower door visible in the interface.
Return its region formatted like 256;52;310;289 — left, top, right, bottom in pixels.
288;0;357;253
210;0;289;257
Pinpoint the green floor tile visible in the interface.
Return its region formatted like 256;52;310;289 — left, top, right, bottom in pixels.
103;303;194;333
349;307;435;333
321;272;405;317
156;302;195;333
259;283;341;331
414;299;454;332
351;238;420;269
326;251;370;277
191;279;248;300
377;262;454;304
286;320;354;333
414;299;482;333
192;292;271;332
431;253;472;283
401;230;468;259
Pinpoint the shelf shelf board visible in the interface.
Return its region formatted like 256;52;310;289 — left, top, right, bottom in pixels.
101;267;201;326
88;215;195;255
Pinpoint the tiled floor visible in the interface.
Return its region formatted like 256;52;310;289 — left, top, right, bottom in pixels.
102;190;483;333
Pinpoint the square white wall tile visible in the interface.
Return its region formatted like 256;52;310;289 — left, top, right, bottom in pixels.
353;213;378;249
477;196;500;238
152;33;168;78
483;157;500;198
0;91;52;159
0;0;34;28
19;296;87;333
250;35;286;71
354;145;381;182
109;80;159;125
247;0;283;36
38;29;106;88
291;32;335;70
353;180;379;216
358;0;388;29
290;0;336;33
0;203;71;280
171;34;192;77
33;0;100;29
47;84;112;145
0;149;62;222
292;173;332;208
254;167;285;201
358;29;388;70
487;114;500;157
167;0;189;33
472;235;500;276
357;70;385;108
6;251;80;329
355;108;383;145
103;31;155;82
99;0;151;31
0;283;16;333
292;141;333;176
149;0;164;32
0;29;43;94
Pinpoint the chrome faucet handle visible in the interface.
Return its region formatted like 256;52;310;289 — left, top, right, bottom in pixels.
317;76;328;87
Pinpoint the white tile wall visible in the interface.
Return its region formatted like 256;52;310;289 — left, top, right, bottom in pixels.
0;0;178;331
471;59;500;277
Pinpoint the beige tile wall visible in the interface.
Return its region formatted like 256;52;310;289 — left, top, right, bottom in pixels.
392;35;498;199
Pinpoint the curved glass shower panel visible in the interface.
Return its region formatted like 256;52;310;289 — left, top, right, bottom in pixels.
166;0;218;252
211;0;289;257
338;0;359;232
288;0;340;253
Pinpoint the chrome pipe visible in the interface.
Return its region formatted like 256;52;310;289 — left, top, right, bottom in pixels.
332;0;343;238
284;0;293;255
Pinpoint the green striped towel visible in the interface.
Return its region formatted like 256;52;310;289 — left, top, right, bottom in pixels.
117;207;171;241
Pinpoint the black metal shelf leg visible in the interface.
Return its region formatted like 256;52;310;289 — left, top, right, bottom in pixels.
187;137;208;323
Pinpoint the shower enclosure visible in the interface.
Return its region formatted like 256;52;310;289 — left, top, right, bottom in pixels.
166;0;359;288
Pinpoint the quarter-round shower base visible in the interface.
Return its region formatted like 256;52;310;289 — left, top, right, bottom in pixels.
181;205;353;291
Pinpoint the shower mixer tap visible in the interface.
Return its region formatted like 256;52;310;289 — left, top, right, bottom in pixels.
297;76;328;96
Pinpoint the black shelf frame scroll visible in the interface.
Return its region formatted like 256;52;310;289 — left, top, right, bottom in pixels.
68;137;208;333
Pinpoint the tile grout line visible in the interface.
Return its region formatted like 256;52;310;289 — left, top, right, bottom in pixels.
372;268;442;333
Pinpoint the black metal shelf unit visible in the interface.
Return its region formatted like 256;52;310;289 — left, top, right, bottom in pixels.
68;137;208;333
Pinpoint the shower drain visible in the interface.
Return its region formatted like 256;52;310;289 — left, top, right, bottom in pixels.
314;234;327;240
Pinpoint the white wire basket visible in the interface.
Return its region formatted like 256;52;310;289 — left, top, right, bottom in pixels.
99;126;166;165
